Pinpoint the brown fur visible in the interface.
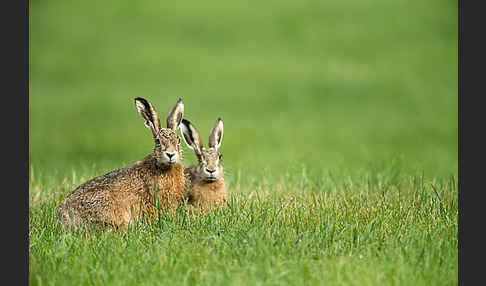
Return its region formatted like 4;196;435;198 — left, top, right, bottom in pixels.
184;165;227;211
180;118;227;211
57;155;185;228
57;98;186;228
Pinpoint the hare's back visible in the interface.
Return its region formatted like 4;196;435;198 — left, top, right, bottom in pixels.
59;165;149;221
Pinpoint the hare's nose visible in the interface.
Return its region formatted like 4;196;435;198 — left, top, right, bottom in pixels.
166;152;176;159
205;168;215;174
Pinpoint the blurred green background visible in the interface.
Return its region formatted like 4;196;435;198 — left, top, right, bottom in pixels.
29;0;457;185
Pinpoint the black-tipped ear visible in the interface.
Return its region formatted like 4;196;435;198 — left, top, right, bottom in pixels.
167;98;184;130
135;97;161;134
135;97;152;125
208;117;223;149
179;119;203;155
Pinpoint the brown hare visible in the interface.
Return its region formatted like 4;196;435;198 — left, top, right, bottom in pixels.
180;117;227;211
57;97;186;228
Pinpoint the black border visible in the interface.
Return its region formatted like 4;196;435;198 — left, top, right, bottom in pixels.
2;0;29;284
458;0;483;285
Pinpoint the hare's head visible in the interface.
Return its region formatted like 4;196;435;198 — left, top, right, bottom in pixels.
180;117;224;182
135;97;184;167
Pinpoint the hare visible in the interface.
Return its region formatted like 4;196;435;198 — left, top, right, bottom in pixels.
180;117;227;211
57;97;186;228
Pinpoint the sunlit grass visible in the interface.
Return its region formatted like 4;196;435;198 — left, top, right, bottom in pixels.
29;166;457;286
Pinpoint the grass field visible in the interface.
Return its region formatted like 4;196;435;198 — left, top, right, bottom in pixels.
29;0;457;285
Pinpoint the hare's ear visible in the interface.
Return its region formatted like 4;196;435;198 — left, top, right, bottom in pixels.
135;97;161;135
180;119;203;156
167;98;184;131
208;117;223;150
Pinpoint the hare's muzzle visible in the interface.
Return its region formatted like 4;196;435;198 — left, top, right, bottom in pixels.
204;168;218;181
165;151;177;164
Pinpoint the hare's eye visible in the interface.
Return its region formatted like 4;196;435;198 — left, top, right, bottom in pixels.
219;154;223;160
156;139;165;149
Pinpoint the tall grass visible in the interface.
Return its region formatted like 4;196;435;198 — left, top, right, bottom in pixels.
29;165;457;286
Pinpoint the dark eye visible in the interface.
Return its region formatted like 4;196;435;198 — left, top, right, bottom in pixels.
155;138;160;145
219;154;223;160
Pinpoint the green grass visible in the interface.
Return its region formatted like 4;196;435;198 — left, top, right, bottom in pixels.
30;169;457;285
29;0;457;284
